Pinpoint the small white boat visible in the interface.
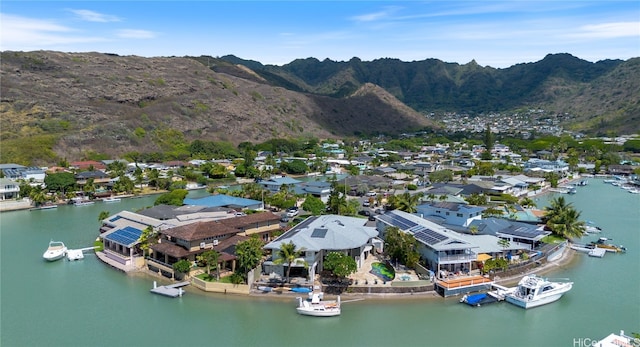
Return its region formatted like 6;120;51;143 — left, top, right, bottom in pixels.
296;292;341;317
43;240;67;261
505;274;573;309
73;199;95;206
103;197;121;203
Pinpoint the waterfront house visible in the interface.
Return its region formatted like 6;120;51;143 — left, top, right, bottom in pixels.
0;178;20;200
466;218;550;251
148;212;281;278
376;210;477;275
263;215;380;280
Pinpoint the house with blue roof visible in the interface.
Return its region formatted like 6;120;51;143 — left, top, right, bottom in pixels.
258;176;303;192
292;181;332;203
183;194;263;210
263;215;380;280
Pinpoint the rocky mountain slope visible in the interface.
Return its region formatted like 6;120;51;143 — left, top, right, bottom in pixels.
0;51;435;163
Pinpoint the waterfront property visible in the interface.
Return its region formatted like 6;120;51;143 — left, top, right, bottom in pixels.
263;215;381;280
148;211;281;278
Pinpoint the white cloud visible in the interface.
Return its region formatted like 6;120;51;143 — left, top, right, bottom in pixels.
572;22;640;39
69;9;120;23
0;13;107;49
116;29;157;39
350;6;402;23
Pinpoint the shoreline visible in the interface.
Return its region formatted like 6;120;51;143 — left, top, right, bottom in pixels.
124;245;579;303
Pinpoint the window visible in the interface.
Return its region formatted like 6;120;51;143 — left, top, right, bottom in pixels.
456;213;463;217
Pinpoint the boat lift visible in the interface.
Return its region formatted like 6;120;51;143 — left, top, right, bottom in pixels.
66;246;99;261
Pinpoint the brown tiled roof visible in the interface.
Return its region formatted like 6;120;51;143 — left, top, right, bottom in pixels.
162;221;238;240
151;242;195;258
218;211;280;228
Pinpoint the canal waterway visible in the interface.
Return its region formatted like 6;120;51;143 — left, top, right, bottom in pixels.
1;180;638;347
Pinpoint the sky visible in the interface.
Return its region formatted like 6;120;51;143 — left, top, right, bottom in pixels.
1;1;639;68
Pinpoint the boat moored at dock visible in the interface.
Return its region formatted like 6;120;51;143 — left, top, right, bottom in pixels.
43;240;67;261
295;292;341;317
505;274;573;309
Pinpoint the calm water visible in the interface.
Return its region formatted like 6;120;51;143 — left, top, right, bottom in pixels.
1;181;638;347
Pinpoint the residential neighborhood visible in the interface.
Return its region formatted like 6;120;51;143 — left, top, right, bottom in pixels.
2;133;638;298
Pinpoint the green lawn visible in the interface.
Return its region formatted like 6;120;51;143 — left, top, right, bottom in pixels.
541;234;565;244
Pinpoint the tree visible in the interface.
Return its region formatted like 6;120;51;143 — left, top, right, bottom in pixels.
29;186;48;206
98;210;110;222
44;172;76;194
395;192;422;213
154;189;188;206
498;238;511;254
235;237;264;280
301;194;325;215
519;197;536;208
137;226;156;257
429;169;453;183
197;249;221;280
544;196;586;239
466;193;488;206
323;252;357;278
469;225;479;235
383;226;420;268
274;241;306;283
172;259;192;277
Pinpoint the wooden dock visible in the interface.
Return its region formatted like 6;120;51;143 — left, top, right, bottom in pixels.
150;281;190;298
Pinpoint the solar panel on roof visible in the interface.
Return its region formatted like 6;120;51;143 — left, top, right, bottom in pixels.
105;226;142;246
311;228;328;238
413;229;449;246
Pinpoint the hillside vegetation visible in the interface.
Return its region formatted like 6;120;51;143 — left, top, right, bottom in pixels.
1;51;638;165
1;51;434;164
218;53;639;134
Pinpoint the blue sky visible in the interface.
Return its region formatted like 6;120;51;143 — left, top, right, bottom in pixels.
1;1;638;68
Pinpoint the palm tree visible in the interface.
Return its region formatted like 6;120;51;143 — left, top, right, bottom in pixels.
544;196;586;239
274;241;306;283
197;249;221;280
519;197;536;208
395;192;422;213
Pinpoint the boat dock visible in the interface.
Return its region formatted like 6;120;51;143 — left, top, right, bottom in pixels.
588;248;607;258
150;281;190;298
435;275;494;297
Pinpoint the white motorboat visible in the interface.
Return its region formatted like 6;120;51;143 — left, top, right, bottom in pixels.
43;240;67;261
505;274;573;309
103;197;121;203
295;292;341;317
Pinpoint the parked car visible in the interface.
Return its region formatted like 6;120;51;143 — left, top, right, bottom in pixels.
362;201;370;207
368;215;377;221
366;191;377;197
358;210;371;216
286;207;299;217
280;214;290;223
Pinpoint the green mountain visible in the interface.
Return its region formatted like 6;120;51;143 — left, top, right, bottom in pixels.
218;53;639;134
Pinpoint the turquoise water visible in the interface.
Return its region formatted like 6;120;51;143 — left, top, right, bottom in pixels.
1;181;638;347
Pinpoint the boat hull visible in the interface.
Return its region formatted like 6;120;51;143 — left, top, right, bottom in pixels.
506;292;566;309
296;307;341;317
43;250;66;261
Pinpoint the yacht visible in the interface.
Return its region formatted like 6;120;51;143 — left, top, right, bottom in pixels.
295;292;341;317
43;240;67;261
505;274;573;309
